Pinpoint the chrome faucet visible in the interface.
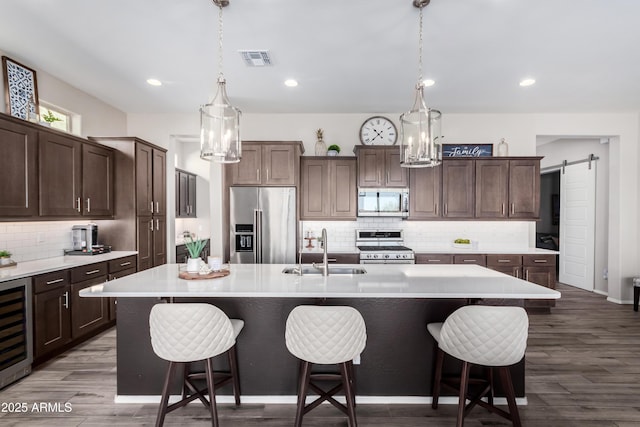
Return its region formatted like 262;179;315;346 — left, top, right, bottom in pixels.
312;228;329;276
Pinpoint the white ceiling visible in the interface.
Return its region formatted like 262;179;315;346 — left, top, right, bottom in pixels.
2;0;639;115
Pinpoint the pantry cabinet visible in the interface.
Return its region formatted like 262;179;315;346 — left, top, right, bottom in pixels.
300;157;357;220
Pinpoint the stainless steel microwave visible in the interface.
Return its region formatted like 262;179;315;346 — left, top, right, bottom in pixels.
357;189;409;217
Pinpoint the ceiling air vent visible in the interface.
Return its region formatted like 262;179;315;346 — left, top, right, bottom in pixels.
239;50;272;67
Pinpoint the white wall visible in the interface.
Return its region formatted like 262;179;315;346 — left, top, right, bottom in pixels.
537;138;610;295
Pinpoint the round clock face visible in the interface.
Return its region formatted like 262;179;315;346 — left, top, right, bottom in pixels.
359;116;398;145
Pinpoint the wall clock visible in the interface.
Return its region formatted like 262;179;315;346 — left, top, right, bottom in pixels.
359;116;398;145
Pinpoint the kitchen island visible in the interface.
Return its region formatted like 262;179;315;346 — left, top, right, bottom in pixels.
81;263;560;403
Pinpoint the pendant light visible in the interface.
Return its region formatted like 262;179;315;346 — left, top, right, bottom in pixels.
399;0;442;168
200;0;241;163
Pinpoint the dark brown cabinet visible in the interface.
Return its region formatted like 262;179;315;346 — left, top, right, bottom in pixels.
82;143;114;217
300;253;360;264
135;143;166;216
70;262;109;339
354;146;407;188
0;115;38;217
227;142;302;186
442;159;475;218
453;254;486;266
415;254;453;264
409;165;442;219
475;158;540;219
33;270;72;360
176;169;197;217
486;254;523;278
107;255;138;321
300;157;357;220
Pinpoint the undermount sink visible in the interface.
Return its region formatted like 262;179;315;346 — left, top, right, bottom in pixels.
282;266;367;275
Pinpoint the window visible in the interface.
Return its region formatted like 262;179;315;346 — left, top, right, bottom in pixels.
38;102;80;135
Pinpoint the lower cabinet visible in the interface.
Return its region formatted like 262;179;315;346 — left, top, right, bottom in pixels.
70;262;109;339
453;254;486;266
137;216;167;270
300;253;360;264
33;270;72;359
107;255;138;321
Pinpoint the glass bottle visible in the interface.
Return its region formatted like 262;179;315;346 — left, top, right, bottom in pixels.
497;138;509;157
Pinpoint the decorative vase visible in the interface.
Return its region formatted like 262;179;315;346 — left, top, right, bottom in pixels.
315;139;327;156
497;138;509;157
186;257;201;273
327;150;338;156
0;257;11;265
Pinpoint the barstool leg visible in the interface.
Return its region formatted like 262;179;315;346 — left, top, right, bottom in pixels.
432;348;444;409
295;361;312;427
498;366;522;427
156;361;177;427
228;345;241;406
457;361;471;427
487;366;495;407
341;362;357;427
204;357;219;427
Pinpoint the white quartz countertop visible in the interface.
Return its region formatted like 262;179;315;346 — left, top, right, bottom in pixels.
301;247;558;255
80;263;561;300
0;251;138;282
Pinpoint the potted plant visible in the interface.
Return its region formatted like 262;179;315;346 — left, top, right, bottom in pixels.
41;110;62;126
0;250;12;266
327;144;340;156
184;235;206;272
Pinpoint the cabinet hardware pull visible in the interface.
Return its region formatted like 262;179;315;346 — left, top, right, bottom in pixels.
463;259;475;262
156;219;159;230
327;258;337;262
525;269;529;280
63;291;69;309
502;203;505;215
120;262;131;267
266;169;269;181
150;220;154;231
86;198;91;213
85;269;101;275
46;278;64;285
533;259;547;263
428;260;441;262
511;203;515;215
76;197;81;212
150;201;154;213
515;270;520;278
498;259;510;263
256;169;259;181
156;201;159;212
444;204;448;215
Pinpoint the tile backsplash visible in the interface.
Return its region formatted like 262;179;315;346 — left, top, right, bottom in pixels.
0;221;83;262
301;218;531;252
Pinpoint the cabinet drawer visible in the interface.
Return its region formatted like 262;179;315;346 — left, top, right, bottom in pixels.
523;254;556;266
453;254;486;266
34;270;71;294
108;256;137;273
71;262;108;283
486;255;522;266
415;254;453;264
109;267;137;280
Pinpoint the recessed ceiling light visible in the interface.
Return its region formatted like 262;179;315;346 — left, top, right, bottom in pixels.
519;78;536;87
146;78;162;86
284;79;298;87
423;79;435;87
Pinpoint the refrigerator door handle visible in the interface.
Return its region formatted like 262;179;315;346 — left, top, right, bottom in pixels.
254;209;263;263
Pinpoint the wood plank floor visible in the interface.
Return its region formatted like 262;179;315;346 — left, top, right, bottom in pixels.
1;283;639;426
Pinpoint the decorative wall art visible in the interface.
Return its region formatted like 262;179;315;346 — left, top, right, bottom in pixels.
2;56;39;120
442;143;493;157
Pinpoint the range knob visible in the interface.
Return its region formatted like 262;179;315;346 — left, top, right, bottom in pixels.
373;254;378;259
384;254;390;259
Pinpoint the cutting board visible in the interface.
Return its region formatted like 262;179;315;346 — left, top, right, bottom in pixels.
178;270;230;280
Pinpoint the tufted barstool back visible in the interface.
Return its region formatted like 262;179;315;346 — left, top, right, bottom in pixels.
149;303;244;427
428;305;529;427
285;305;367;427
285;305;366;365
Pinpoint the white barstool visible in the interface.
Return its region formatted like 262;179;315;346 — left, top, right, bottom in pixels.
149;303;244;427
285;305;367;427
427;305;529;427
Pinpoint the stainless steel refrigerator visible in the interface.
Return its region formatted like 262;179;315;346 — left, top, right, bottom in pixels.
229;187;296;264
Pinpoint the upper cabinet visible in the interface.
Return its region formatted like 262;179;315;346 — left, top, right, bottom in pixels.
82;144;114;217
0;116;38;217
442;159;475;218
354;146;408;188
226;141;303;186
409;165;442;219
176;169;197;218
300;157;357;220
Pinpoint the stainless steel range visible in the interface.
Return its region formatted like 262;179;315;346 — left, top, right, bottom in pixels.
356;229;415;264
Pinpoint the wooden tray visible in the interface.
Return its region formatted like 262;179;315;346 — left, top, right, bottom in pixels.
178;269;230;280
0;260;17;269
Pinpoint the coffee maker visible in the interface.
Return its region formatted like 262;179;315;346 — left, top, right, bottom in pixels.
71;224;98;252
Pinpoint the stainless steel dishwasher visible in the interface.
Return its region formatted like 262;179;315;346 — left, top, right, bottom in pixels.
0;277;33;389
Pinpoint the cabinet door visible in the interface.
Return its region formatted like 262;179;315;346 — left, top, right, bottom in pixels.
442;160;475;218
107;267;137;321
137;216;153;271
264;145;296;185
82;144;114;217
33;286;71;359
330;159;357;218
0;120;38;217
357;148;384;187
39;131;82;216
524;266;556;289
409;166;442;218
475;160;508;218
135;143;153;216
153;216;167;267
177;171;189;217
187;173;196;216
509;159;540;218
71;276;109;339
415;254;452;264
453;254;486;266
488;265;523;279
384;148;408;187
152;149;166;216
300;158;329;218
229;144;261;185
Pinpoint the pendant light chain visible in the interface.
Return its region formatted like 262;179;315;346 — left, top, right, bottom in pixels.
218;2;224;79
418;5;423;85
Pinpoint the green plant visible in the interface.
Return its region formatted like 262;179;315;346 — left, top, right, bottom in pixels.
327;144;340;153
0;250;11;258
184;235;206;259
42;110;62;123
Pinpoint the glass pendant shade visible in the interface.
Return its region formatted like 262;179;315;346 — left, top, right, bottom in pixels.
200;77;241;163
399;83;442;167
